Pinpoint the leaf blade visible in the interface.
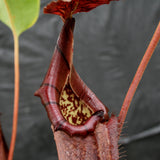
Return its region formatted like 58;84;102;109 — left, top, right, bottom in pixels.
0;0;12;30
0;0;40;36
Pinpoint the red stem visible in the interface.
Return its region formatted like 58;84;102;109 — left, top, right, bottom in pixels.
8;33;19;160
118;21;160;136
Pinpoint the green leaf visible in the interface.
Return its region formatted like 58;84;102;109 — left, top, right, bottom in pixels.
0;0;40;36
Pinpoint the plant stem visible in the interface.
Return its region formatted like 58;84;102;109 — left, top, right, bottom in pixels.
118;22;160;136
8;34;19;160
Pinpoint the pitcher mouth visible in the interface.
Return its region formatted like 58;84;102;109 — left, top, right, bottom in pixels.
35;17;109;136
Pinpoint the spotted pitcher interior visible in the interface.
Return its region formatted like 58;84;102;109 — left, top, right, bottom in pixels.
59;83;93;125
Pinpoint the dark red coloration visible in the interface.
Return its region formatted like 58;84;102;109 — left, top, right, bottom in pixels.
35;18;109;136
53;115;119;160
107;116;119;160
0;123;8;160
36;2;160;159
44;0;118;19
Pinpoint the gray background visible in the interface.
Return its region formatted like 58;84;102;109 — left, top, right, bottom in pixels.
0;0;160;159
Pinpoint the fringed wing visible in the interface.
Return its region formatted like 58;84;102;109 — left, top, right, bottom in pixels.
53;116;119;160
